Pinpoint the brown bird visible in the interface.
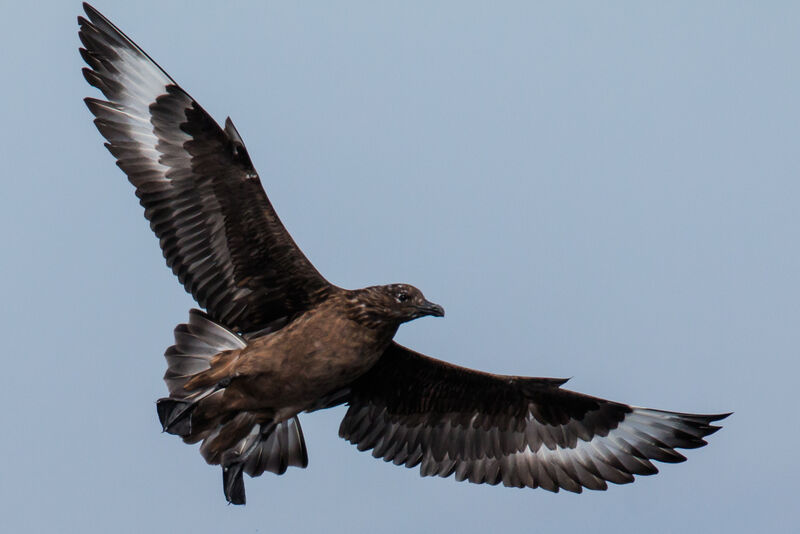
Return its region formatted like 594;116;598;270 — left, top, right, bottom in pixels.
79;3;729;505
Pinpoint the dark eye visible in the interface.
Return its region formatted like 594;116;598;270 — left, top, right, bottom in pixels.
396;292;409;303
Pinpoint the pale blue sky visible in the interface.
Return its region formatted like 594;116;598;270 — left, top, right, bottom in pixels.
1;1;796;532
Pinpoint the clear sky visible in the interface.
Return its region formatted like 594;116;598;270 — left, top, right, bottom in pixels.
1;1;795;532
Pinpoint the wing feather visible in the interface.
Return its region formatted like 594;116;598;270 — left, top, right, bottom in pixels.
79;3;331;333
340;343;729;492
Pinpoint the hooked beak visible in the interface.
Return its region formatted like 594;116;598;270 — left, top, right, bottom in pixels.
416;300;445;318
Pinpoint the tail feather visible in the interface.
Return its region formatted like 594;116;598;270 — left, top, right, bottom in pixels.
158;309;309;505
223;462;247;505
156;398;197;436
157;309;244;437
163;309;245;398
217;416;309;505
243;417;309;477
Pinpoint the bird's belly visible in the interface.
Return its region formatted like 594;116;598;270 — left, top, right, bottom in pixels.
229;327;392;411
287;345;380;399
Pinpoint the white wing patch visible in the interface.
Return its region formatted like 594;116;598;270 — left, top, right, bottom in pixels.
346;401;726;493
414;407;713;491
80;8;186;184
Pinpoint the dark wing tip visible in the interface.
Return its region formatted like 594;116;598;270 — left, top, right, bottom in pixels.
79;4;106;32
555;376;571;386
82;3;102;21
710;411;733;422
644;409;731;451
694;411;733;438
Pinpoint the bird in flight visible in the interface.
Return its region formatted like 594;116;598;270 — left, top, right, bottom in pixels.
79;3;729;505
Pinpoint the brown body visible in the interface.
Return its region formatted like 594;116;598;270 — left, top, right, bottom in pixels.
187;290;399;417
155;282;442;496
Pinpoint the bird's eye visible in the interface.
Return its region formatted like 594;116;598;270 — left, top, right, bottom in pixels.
396;292;409;303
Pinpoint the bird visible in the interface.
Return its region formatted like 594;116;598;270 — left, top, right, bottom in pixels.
78;2;730;505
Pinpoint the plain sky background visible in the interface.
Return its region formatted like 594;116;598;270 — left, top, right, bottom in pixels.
0;1;796;532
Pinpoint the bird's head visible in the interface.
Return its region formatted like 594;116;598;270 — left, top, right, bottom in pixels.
349;284;444;327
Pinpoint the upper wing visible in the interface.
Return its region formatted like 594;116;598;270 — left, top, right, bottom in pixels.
340;343;729;492
79;3;331;334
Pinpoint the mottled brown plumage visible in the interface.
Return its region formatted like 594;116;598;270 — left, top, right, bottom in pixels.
79;2;729;506
182;286;438;415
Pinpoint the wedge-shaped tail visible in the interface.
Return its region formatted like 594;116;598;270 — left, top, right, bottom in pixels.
157;310;308;504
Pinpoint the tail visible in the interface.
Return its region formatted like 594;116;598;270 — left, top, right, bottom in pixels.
156;308;245;435
157;309;309;505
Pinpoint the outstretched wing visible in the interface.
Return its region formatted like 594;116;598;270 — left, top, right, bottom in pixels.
340;343;729;492
79;3;331;334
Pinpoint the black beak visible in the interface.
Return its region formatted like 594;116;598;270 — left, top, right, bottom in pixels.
417;300;445;318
